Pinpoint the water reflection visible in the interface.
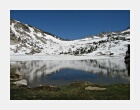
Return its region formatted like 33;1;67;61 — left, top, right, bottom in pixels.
10;58;130;87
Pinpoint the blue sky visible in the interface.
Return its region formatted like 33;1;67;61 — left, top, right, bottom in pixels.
10;10;130;40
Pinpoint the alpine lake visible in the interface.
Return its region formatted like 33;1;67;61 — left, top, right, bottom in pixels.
10;58;130;100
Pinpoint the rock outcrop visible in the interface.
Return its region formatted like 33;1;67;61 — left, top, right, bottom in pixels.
124;44;130;76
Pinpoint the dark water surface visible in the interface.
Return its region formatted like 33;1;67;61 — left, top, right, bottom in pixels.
10;58;130;87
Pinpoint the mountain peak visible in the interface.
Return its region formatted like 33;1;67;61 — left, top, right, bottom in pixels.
10;19;130;56
10;19;66;41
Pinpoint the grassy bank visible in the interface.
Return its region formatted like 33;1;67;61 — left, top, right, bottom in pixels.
10;81;130;100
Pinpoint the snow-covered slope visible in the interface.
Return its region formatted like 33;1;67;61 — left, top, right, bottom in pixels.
10;19;130;57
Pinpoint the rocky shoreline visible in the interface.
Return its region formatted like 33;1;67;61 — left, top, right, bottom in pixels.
10;81;130;100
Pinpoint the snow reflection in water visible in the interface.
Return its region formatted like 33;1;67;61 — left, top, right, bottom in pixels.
10;58;130;87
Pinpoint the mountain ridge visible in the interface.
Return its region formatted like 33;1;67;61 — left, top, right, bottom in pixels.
10;19;130;56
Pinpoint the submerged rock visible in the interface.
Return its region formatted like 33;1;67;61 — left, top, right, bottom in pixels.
13;79;27;86
85;86;106;91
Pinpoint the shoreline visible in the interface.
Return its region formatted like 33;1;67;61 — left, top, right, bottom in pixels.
10;54;125;61
10;81;130;100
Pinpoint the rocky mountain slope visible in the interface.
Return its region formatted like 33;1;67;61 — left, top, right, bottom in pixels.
10;19;130;56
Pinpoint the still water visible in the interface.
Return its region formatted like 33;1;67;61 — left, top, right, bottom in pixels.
10;58;130;87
